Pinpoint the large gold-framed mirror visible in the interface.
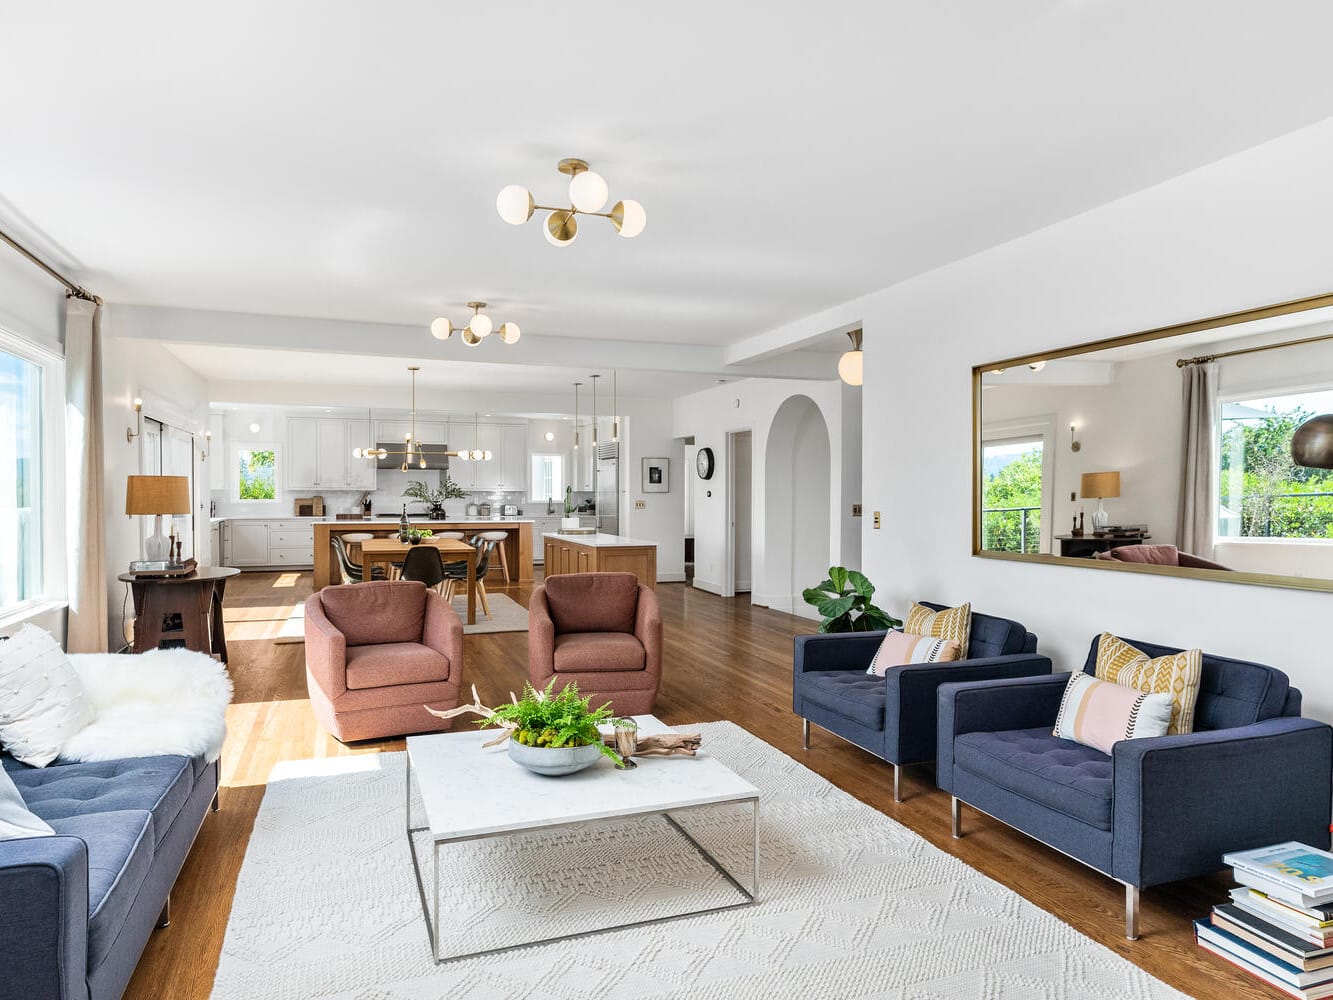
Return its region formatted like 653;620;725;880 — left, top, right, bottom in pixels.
972;291;1333;593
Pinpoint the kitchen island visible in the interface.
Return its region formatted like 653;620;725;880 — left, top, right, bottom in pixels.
313;519;533;590
542;533;658;590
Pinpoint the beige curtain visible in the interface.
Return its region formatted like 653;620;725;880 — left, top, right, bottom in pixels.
65;297;108;652
1176;361;1218;561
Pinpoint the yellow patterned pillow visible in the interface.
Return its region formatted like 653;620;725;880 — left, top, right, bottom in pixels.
1093;632;1203;735
904;602;971;657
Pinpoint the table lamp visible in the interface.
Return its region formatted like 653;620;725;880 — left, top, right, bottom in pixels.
126;475;190;562
1080;471;1121;533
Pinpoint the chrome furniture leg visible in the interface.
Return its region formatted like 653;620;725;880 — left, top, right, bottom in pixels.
156;895;170;929
892;763;902;803
802;718;810;750
951;796;961;838
1125;883;1140;940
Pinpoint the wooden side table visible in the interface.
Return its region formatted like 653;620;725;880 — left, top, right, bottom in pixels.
118;566;240;662
1055;533;1151;559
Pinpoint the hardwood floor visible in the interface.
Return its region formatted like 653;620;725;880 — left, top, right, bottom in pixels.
125;571;1255;1000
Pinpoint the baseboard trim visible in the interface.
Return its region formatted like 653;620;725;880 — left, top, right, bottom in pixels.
692;577;724;596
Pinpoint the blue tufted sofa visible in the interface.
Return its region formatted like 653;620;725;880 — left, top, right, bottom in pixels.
0;751;219;1000
793;602;1051;800
937;634;1333;939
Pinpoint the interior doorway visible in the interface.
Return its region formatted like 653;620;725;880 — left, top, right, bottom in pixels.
764;394;830;616
728;430;753;593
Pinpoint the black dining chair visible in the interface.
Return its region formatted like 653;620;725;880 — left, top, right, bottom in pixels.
331;535;364;584
441;535;494;616
399;545;446;594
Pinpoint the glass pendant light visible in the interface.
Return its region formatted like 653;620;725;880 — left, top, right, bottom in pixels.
837;329;864;386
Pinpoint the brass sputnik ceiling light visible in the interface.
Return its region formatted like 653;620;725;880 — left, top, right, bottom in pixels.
496;158;647;247
430;301;520;346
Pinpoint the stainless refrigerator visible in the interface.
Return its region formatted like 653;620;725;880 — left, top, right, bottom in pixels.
596;442;619;536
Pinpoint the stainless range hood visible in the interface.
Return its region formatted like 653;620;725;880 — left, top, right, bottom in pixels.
375;443;451;470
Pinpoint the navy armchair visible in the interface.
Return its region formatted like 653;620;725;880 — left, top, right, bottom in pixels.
937;635;1332;939
793;603;1052;801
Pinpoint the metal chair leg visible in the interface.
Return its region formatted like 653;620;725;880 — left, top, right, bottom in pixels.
801;718;810;749
893;763;902;803
156;895;170;929
951;796;962;838
1125;883;1140;940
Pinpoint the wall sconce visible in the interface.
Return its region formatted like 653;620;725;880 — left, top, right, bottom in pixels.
126;397;143;443
1070;424;1081;453
200;431;211;461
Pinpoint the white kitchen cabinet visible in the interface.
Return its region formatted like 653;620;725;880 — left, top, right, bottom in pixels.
345;418;376;489
531;516;563;563
228;522;271;566
450;421;526;491
208;523;220;567
499;424;527;491
315;420;347;487
469;423;505;490
286;418;320;489
377;420;447;447
289;418;361;489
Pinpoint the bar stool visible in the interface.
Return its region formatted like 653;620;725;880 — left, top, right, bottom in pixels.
476;530;510;584
341;532;378;579
435;531;465;540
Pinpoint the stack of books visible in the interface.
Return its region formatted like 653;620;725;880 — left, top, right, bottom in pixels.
1196;842;1333;998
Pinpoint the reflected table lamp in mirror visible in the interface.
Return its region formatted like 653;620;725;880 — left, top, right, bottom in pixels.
1080;471;1120;532
125;475;190;563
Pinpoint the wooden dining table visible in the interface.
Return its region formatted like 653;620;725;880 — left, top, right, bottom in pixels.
358;537;477;625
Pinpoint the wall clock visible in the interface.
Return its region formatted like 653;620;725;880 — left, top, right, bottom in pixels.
696;447;715;480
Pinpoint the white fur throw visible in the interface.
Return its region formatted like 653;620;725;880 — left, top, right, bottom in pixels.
59;648;232;764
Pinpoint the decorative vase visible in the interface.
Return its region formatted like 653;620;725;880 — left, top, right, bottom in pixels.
561;515;580;530
506;738;602;777
428;503;446;520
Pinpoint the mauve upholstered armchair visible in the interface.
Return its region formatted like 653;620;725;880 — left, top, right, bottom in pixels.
528;572;663;715
304;580;463;742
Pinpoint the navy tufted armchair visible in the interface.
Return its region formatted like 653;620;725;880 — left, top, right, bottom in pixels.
793;603;1051;801
937;635;1333;939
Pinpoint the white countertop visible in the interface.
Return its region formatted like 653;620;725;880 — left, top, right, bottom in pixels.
407;715;757;840
545;532;657;547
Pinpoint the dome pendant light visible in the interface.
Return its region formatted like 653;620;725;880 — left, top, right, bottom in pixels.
612;370;619;442
1293;414;1333;469
497;158;646;245
590;373;600;448
573;381;582;451
837;329;864;386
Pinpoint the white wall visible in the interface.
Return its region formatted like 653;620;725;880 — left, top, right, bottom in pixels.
840;383;863;568
674;378;848;614
100;327;210;646
842;115;1333;724
621;408;686;583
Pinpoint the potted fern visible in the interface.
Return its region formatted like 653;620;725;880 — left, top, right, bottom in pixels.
402;475;468;519
490;681;623;775
802;566;902;633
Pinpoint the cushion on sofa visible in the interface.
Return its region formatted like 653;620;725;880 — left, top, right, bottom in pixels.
345;643;449;690
965;613;1031;659
11;755;194;849
798;671;885;731
553;633;646;673
318;582;426;646
905;602;971;657
47;809;155;972
0;624;96;766
0;763;52;840
1052;672;1173;754
954;727;1113;830
866;631;960;676
1093;633;1203;735
544;573;639;634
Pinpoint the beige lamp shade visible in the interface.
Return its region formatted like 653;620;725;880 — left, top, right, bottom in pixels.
125;475;191;515
1079;471;1121;500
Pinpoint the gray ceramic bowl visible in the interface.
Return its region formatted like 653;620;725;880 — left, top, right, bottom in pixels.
507;738;602;777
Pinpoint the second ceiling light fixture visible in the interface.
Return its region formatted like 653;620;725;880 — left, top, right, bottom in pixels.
430;301;520;346
496;158;646;247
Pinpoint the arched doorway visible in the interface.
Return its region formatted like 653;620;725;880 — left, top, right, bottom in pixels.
764;394;831;616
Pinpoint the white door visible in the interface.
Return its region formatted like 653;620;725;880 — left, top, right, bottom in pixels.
316;418;348;488
230;522;270;565
164;426;196;560
287;418;319;489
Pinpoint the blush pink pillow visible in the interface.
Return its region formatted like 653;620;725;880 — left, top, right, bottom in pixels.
866;631;961;677
1052;672;1173;755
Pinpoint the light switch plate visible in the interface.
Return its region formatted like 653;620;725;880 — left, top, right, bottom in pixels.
634;500;646;509
873;511;881;529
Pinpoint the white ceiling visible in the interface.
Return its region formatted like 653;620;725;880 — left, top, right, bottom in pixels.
5;1;1333;371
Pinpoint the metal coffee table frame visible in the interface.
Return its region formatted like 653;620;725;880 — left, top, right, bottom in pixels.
405;752;760;964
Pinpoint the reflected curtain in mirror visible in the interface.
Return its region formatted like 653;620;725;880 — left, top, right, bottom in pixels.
1177;361;1218;561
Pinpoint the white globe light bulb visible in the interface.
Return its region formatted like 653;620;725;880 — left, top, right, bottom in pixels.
612;199;646;238
837;349;863;386
568;170;609;213
499;322;521;344
461;328;482;347
544;211;578;247
429;317;452;340
469;312;493;338
496;185;534;225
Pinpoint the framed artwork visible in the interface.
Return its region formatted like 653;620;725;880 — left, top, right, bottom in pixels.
642;457;669;493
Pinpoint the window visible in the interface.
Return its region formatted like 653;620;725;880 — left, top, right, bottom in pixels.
1218;388;1333;540
530;453;564;503
0;348;43;613
237;446;277;501
981;437;1045;554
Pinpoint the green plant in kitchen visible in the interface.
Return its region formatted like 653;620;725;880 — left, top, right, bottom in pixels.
802;567;902;633
564;484;575;515
402;476;468;517
487;680;622;763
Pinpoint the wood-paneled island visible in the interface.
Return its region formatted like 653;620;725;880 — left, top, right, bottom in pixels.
313;520;533;590
542;532;658;589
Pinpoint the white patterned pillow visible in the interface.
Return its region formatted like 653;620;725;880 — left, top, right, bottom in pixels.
0;625;96;766
0;764;52;840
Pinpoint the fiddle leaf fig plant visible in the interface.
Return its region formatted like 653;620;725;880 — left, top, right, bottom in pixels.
803;566;902;633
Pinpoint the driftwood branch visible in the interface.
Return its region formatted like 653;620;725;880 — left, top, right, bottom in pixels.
424;684;517;746
603;732;702;758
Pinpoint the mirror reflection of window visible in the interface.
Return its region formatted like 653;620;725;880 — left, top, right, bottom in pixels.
982;437;1046;554
1218;388;1333;541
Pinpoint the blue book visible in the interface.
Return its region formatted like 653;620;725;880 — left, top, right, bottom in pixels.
1196;919;1333;989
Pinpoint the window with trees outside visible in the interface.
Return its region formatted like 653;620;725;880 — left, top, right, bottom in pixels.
237;447;277;501
0;348;43;613
981;437;1044;554
1218;388;1333;540
530;453;564;503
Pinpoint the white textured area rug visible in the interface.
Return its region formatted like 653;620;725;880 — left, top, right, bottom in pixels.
211;722;1187;1000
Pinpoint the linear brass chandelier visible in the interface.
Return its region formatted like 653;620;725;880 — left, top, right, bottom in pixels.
352;366;476;470
430;301;520;346
496;158;646;247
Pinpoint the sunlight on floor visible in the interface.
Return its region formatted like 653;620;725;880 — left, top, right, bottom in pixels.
271;573;301;589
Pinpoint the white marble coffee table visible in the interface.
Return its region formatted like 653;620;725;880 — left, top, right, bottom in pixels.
405;714;759;963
